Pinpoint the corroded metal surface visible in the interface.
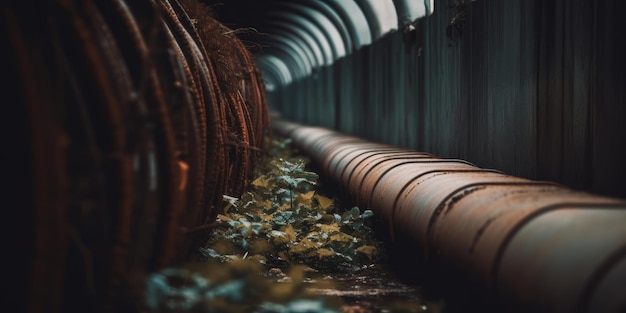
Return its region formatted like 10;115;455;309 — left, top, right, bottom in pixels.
8;0;269;311
272;119;626;313
267;0;626;201
497;207;626;313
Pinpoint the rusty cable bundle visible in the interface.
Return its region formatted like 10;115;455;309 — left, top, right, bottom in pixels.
4;0;269;311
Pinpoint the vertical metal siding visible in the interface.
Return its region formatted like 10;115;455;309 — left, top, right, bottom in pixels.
269;0;626;199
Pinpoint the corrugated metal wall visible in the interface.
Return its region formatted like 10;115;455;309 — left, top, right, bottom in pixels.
268;0;626;199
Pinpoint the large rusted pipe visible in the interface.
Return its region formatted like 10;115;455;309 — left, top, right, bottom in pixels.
272;118;626;313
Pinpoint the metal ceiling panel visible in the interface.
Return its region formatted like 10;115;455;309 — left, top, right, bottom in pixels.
268;28;319;70
393;0;429;26
325;0;372;49
354;0;398;40
280;3;347;59
255;54;293;89
300;0;353;54
266;21;326;67
264;35;313;77
267;12;334;66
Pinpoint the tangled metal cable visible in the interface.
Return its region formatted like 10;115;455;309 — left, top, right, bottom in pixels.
4;0;269;311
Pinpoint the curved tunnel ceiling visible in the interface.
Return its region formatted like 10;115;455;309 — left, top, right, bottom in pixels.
208;0;434;89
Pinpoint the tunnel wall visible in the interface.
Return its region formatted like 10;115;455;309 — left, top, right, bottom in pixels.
268;0;626;199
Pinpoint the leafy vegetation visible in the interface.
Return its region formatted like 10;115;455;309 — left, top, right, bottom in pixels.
201;137;383;271
145;135;386;313
145;260;340;313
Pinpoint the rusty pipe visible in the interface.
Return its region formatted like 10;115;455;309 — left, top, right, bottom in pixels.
271;118;626;313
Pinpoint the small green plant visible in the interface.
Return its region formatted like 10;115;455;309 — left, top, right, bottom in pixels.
201;136;384;272
145;262;341;313
145;136;385;312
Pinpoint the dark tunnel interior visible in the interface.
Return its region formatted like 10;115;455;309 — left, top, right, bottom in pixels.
204;0;626;200
4;0;626;312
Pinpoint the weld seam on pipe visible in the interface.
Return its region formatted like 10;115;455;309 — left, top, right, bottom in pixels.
577;244;626;312
365;160;479;208
491;202;626;291
353;155;444;202
425;181;565;257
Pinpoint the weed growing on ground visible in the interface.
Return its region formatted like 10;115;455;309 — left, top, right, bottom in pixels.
202;143;382;271
145;136;385;313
